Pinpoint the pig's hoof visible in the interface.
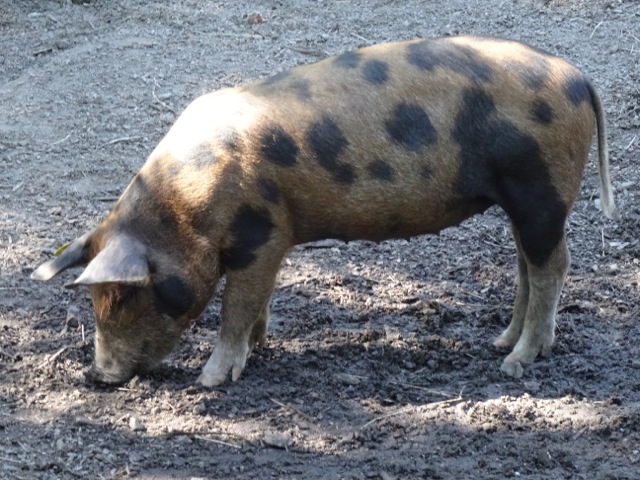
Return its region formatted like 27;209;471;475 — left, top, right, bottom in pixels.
197;371;227;388
197;353;247;387
197;363;245;387
493;330;520;349
231;365;243;382
198;341;249;387
500;358;524;378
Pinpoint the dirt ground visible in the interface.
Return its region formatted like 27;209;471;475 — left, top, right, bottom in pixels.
1;0;639;478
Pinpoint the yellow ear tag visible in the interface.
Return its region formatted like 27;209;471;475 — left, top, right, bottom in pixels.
54;242;71;256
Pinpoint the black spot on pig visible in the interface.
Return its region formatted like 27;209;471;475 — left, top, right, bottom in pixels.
531;99;554;124
189;145;217;170
363;60;389;85
290;78;312;101
452;87;566;266
407;40;492;82
258;177;280;204
564;76;591;106
420;165;433;180
259;126;299;167
334;51;361;69
386;103;438;151
306;117;355;184
153;275;194;319
260;70;291;86
222;129;243;154
515;56;550;90
257;74;312;102
521;71;546;90
367;160;395;181
221;206;274;270
453;88;497;134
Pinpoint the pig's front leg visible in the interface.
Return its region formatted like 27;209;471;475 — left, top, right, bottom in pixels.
197;253;282;387
249;301;272;351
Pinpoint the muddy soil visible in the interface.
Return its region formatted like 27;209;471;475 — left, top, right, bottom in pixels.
1;0;639;479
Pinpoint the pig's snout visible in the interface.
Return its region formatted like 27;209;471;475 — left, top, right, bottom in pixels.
87;330;151;386
84;364;132;386
86;325;176;386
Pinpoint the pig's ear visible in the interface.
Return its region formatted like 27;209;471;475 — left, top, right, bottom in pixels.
67;234;150;288
31;233;92;281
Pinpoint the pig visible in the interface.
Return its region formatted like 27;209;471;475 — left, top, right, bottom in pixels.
32;35;614;386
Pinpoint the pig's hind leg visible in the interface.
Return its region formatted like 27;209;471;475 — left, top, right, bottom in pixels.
498;207;569;378
493;225;530;350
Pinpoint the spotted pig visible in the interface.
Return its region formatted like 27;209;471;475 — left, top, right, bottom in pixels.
32;35;615;386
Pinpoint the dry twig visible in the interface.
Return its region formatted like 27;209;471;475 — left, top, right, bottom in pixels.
589;20;604;39
116;387;141;393
361;394;463;430
152;78;177;114
95;196;120;202
360;405;414;430
0;348;17;360
194;434;242;449
286;46;327;57
350;32;372;43
387;381;457;398
166;428;242;449
573;426;588;440
50;134;71;146
33;47;53;56
0;456;22;464
100;136;143;148
271;398;317;424
37;346;68;369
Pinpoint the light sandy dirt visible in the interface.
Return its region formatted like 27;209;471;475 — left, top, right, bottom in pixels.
1;0;639;479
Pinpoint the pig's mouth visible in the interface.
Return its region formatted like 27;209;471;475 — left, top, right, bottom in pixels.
87;333;171;386
84;359;159;386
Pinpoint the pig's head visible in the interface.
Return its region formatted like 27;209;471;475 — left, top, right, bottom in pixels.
32;227;211;385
